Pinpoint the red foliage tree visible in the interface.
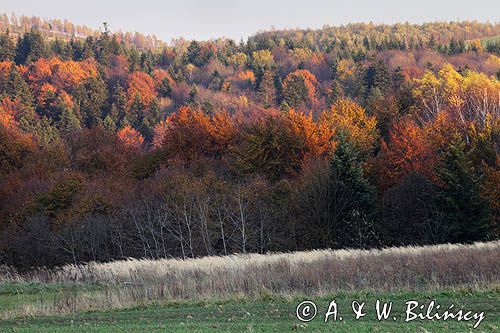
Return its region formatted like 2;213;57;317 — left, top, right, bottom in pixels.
377;120;437;191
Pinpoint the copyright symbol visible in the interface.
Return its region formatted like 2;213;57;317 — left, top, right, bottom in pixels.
296;300;317;322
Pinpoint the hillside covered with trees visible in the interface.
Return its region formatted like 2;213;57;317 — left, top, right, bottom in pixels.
0;17;499;269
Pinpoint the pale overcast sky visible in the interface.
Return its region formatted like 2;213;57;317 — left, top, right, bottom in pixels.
1;0;499;41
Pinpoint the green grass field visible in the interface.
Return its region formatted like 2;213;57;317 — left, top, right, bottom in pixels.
464;34;500;48
1;285;498;332
480;35;500;46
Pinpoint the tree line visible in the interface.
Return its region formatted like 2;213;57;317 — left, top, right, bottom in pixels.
0;21;499;270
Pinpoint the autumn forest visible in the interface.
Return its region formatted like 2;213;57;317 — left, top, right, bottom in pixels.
0;16;499;270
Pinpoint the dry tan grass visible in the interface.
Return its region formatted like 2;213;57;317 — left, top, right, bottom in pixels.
1;241;499;318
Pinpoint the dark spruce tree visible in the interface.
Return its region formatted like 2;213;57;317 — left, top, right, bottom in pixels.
0;30;16;61
4;65;33;106
329;135;378;248
257;69;276;108
74;76;108;127
363;60;391;99
15;28;47;65
436;139;492;243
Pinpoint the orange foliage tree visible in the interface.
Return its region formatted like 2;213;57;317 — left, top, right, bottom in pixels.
154;106;236;161
27;58;54;87
52;59;98;91
0;61;14;83
127;71;157;107
117;126;145;149
27;58;97;92
152;69;175;88
208;110;238;154
286;109;336;158
0;97;21;129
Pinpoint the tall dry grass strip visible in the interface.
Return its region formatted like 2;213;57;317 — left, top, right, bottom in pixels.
1;241;499;317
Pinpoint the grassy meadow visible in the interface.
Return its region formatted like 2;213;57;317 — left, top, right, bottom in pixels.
1;287;499;332
1;241;499;332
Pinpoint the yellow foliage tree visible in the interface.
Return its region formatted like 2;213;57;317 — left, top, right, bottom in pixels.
321;98;378;155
